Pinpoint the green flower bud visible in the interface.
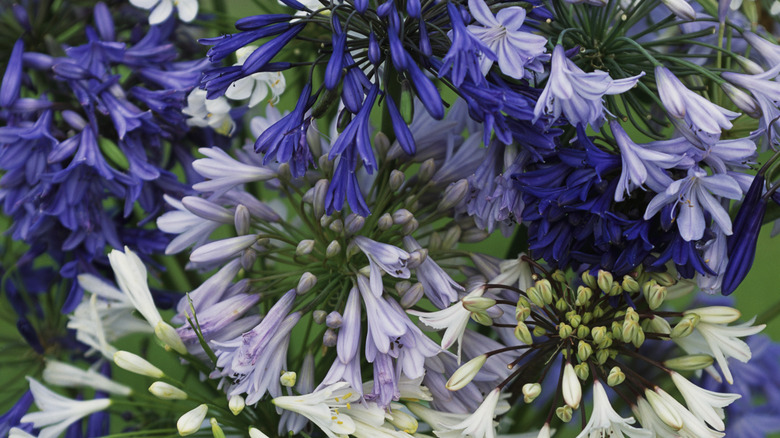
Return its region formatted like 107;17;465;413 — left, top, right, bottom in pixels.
533;326;547;337
607;367;625;387
671;314;700;339
555;298;568;312
575;286;593;306
632;327;645;348
595;349;610;365
556;405;573;423
646;283;667;310
514;322;533;345
592;305;605;319
582;311;593;325
577;341;593;362
576;325;590;339
568;313;582;328
574;362;590;381
559;323;573;339
650;272;676;287
325;240;341;258
597;270;613;293
552;270;567;283
280;371;296;387
612;321;624;342
295;239;315;256
328;218;344;233
419;158;436;182
471;312;493;326
582;271;598;289
515;299;531;321
536;279;554;305
527;286;545;308
441;226;462;250
663;354;715;371
229;395;245;415
378;213;393;230
389;170;405;191
622;320;640;345
609;282;623;296
463;297;497;312
446;355;487;390
621;275;639;293
210;418;226;438
522;383;542;403
625;307;639;323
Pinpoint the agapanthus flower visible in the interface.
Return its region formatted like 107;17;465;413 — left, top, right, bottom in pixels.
130;0;198;25
21;378;111;438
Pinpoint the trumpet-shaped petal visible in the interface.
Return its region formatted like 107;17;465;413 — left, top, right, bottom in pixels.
21;378;111;438
577;381;652;438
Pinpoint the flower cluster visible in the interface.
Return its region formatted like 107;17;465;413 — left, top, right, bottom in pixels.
1;0;780;438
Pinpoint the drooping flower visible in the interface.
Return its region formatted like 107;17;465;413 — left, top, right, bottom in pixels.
21;378;112;438
577;380;652;438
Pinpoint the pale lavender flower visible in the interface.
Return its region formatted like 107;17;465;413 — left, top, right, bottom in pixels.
466;0;547;79
157;195;223;255
177;292;260;349
533;45;644;129
403;236;462;309
357;275;407;356
655;66;739;145
611;120;693;202
174;259;243;321
722;64;780;139
191;147;277;196
353;236;411;296
643;167;742;241
743;31;780;67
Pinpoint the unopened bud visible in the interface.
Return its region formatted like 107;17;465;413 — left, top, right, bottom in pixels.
419;158;436;182
463;297;497;312
302;187;315;204
401;218;419;235
277;163;291;181
378;213;393;230
114;351;164;378
344;214;365;235
552;270;567;283
229;395;245;415
536;279;553;304
407;249;428;269
597;270;613;292
210;418;226;438
575;286;593;306
322;328;338;347
461;228;489;243
393;209;414;225
555;298;568;312
646;283;667;310
734;54;765;74
325;240;341;258
177;404;208;436
556;405;573;423
248;427;269;438
446;354;487;390
683;306;741;324
155;321;188;355
576;325;590;339
389;170;405;191
625;307;639;323
607;367;625;386
559;323;573;339
313;310;327;324
325;311;343;328
442;226;461;250
562;363;581;409
515;298;531;321
387;409;418;434
313;179;329;219
400;282;425;308
663;354;715;371
533;326;547;337
721;83;761;118
149;381;187;400
671;313;700;339
645;388;684;430
577;341;593;362
374;131;390;157
296;239;315;256
650;272;676;287
328;219;344;233
437;179;469;211
527;286;545;308
514;322;533;344
318;154;333;173
234;205;251;236
660;0;696;20
395;281;411;295
568;313;582;328
574;362;589;381
296;272;317;295
621;275;639;293
471;312;493;326
582;271;597;289
591;326;608;346
595;349;610;365
645;315;672;336
522;383;542;403
632;327;646;348
280;371;297;387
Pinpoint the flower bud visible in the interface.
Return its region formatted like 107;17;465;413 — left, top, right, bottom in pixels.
582;271;597;289
277;163;291;181
344;214;365;235
645;315;672;337
294;272;317;295
312;179;329;219
515;299;531;321
390;210;410;228
438;179;469;211
463;297;497;312
733;54;765;74
374;131;390;158
671;313;700;339
595;349;610;365
460;228;489;243
322;328;338;347
325;240;341;258
514;322;533;344
646;283;667;310
660;0;696;20
536;279;553;304
233;204;251;236
645;388;684;430
597;270;613;292
556;405;573;423
387;409;418;434
650;272;676;287
471;311;493;326
401;218;419;235
527;286;545;308
328;219;344;233
575;286;593;306
621;275;639;293
177;404;208;436
591;326;608;345
607;367;625;387
407;249;428;269
522;383;542;403
428;232;443;251
313;310;327;324
533;326;547;337
663;354;715;371
211;418;226;438
683;306;741;324
576;325;590;339
567;313;582;328
574;362;589;381
446;354;487;390
721;83;761;118
229;395;245;415
419;158;436;182
577;340;593;362
442;226;461;250
155;321;188;355
400;282;425;308
378;213;393;230
296;239;315;256
389;170;405;191
149;381;187;400
325;311;343;329
555;298;568;312
114;351;164;378
559;323;573;339
280;371;297;387
562;363;581;409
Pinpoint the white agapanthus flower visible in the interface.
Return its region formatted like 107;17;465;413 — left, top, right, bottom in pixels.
21;378;112;438
670;372;740;431
434;388;502;438
43;360;131;395
183;88;235;136
576;381;652;438
225;46;287;107
129;0;198;25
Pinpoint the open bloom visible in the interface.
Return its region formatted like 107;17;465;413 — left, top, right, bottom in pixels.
272;382;368;438
466;0;547;79
533;45;644;129
129;0;198;25
21;378;111;438
577;381;652;438
434;388;502;438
